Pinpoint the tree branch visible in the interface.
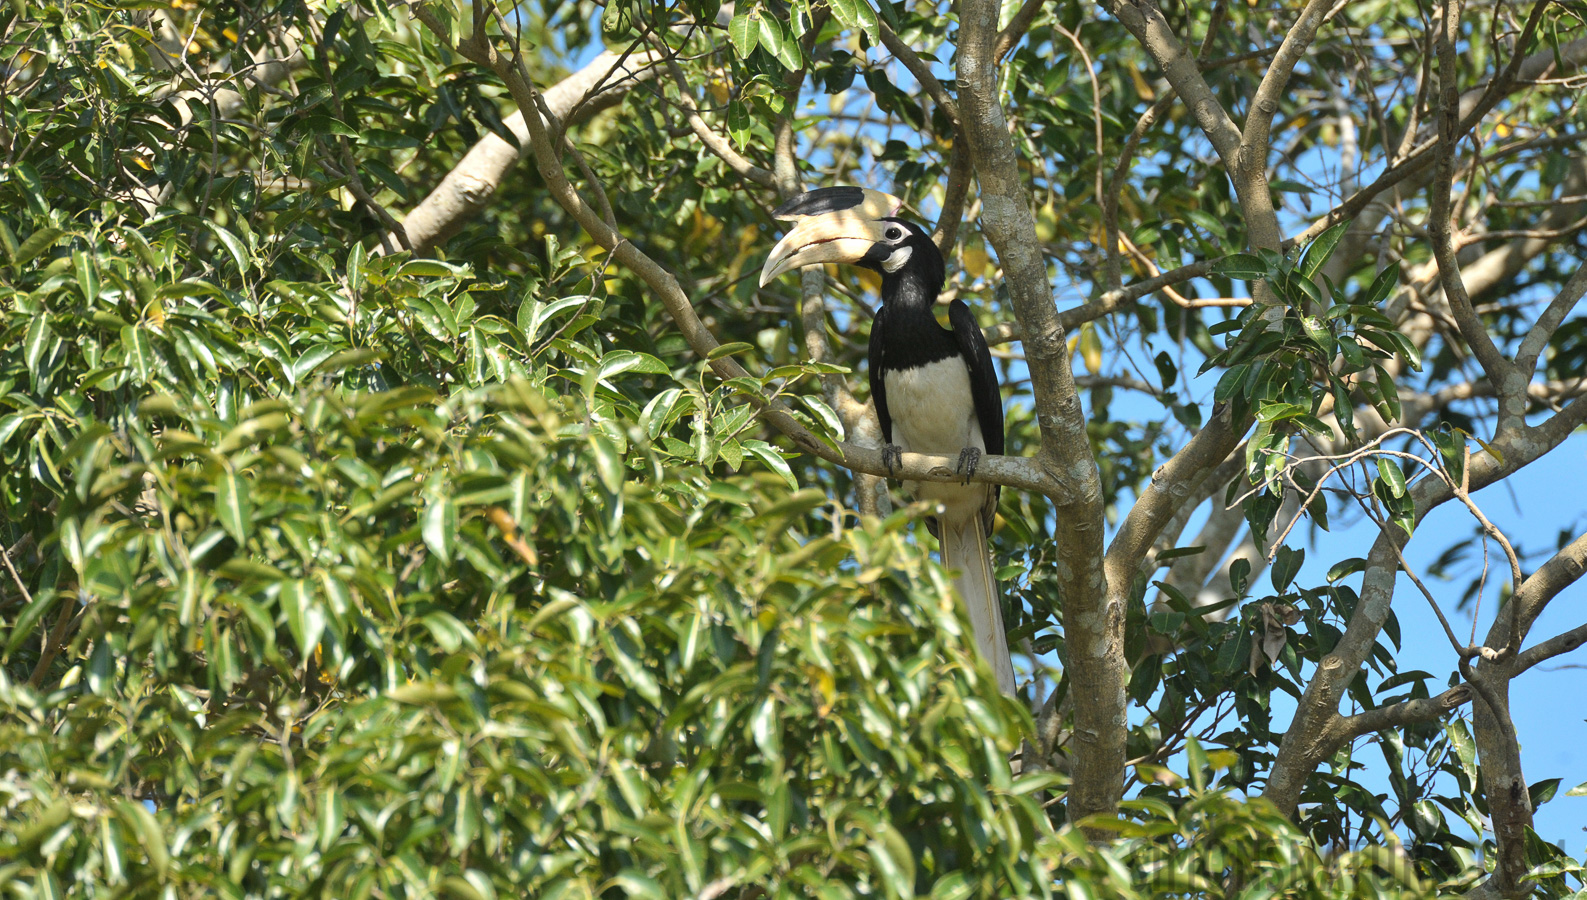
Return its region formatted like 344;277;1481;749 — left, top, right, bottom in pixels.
877;21;957;123
1102;0;1242;167
396;47;662;253
1515;622;1587;675
959;0;1115;823
982;258;1223;345
656;38;776;188
932;131;972;252
1266;393;1587;816
1427;0;1515;404
1239;0;1331;195
1514;263;1587;379
993;0;1046;63
1325;684;1473;749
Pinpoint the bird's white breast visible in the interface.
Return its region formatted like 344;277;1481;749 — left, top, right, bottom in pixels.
883;359;989;520
884;359;981;454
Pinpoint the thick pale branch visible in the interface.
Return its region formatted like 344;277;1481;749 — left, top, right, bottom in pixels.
1515;263;1587;378
1239;0;1331;182
1428;0;1515;399
877;22;958;122
396;49;659;253
1102;0;1241;167
1325;684;1473;748
960;0;1114;822
1515;622;1587;674
1105;407;1245;598
1509;531;1587;643
1468;662;1530;896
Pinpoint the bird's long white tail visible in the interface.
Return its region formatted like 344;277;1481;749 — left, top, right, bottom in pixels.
940;514;1016;695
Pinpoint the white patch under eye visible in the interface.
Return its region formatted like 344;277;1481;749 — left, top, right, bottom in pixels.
881;246;914;273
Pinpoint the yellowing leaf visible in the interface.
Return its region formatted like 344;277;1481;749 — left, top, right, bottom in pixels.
961;238;989;280
1078;322;1103;373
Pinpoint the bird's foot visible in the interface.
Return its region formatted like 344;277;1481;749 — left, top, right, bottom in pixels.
955;447;982;484
881;444;903;478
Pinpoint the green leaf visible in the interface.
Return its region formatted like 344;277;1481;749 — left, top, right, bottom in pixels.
11;226;64;267
318;787;346;852
1229;557;1251;594
215;470;251;543
4;587;60;661
1301;315;1331;352
598;350;670;380
115;800;169;877
827;0;880;39
800;394;845;439
73;249;100;301
1185;735;1208;791
1300;220;1349;280
744;440;797;489
1374;365;1402;421
866;821;916;900
728;12;759;57
202;220;251;275
1376;458;1407;498
1530;777;1562;807
280;579;326;659
590;433;624;493
1270;546;1304;593
1187;209;1227;240
1215;252;1268;280
23;314;53;376
1326;557;1366;582
707;341;757;361
1255;401;1308;422
123;325;156;383
1447;718;1478;782
396;259;461;277
1331;378;1357;441
1358;264;1399;307
758;14;802;69
1338;336;1365;369
423;493;457;562
1432;424;1466;486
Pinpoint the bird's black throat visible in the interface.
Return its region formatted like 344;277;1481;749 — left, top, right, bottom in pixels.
872;234;959;372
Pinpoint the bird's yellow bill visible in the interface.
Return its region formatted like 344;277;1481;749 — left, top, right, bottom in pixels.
760;188;905;286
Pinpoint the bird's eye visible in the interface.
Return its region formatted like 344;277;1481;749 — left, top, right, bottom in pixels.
884;227;903;241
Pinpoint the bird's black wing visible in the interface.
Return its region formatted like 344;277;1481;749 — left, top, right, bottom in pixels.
948;299;1004;456
868;302;894;444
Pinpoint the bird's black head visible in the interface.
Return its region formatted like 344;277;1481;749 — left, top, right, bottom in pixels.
855;217;945;294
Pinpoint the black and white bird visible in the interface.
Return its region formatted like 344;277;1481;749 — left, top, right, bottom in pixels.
760;186;1015;695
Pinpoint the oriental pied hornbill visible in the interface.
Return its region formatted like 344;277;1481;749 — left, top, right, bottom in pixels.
759;186;1015;696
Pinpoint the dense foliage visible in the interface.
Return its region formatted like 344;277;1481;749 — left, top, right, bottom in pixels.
1;0;1583;896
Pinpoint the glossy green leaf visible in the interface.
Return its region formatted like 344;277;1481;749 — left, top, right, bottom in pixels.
215;469;251;542
423;493;457;562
